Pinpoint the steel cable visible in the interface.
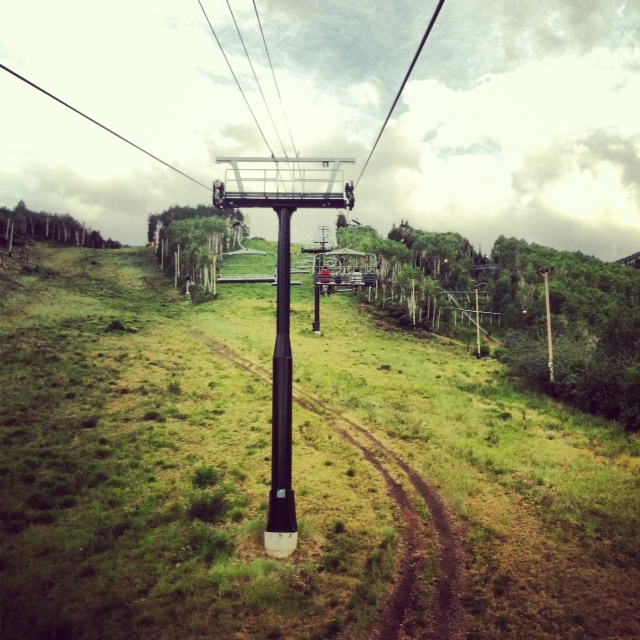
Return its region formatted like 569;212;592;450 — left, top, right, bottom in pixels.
0;63;213;192
354;0;447;191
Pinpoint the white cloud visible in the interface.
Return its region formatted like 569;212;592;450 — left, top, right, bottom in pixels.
347;47;640;260
540;162;635;223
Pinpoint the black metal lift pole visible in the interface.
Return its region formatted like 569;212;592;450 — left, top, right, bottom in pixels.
312;283;321;333
265;206;298;557
214;156;355;558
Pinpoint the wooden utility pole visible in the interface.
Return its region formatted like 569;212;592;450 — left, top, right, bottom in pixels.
410;279;417;326
212;254;217;297
474;283;486;358
8;222;14;257
538;266;555;382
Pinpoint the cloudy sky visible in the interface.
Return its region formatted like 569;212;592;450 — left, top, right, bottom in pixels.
1;0;639;261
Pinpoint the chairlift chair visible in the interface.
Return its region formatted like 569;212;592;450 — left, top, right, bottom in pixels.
313;248;377;291
217;247;277;284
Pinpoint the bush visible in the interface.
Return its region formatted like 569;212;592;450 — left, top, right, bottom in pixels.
503;330;628;421
143;410;164;421
104;320;127;332
192;289;216;305
81;415;100;429
167;378;182;395
229;506;244;522
192;465;221;488
492;346;507;361
189;523;234;563
26;491;55;511
187;487;230;523
621;365;640;432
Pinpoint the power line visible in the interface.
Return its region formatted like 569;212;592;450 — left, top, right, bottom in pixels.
251;0;313;236
252;1;318;238
225;0;288;158
354;0;447;190
252;0;299;161
1;63;213;192
196;0;274;157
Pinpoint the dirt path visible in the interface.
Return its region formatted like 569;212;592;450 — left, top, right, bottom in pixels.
198;335;468;639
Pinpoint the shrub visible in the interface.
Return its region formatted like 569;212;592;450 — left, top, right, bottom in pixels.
621;365;640;432
26;491;55;511
167;378;182;395
192;289;216;305
492;346;507;361
94;445;112;458
192;465;221;488
321;550;344;573
189;523;234;563
187;488;230;523
143;410;163;421
81;415;99;429
104;320;127;332
229;506;244;522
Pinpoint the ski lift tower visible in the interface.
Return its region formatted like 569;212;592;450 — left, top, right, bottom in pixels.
214;156;356;558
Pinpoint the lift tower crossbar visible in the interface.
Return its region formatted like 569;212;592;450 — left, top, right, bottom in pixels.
215;157;355;559
215;157;355;210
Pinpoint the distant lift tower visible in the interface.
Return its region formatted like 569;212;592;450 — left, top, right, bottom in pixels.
214;157;356;558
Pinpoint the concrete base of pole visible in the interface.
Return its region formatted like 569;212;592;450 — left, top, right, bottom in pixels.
264;531;298;558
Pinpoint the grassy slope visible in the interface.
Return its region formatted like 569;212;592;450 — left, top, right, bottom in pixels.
1;243;639;639
202;256;640;639
0;245;398;640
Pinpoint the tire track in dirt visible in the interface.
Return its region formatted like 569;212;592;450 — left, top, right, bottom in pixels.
198;335;467;640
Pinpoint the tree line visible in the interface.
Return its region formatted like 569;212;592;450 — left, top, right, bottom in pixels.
336;218;640;431
335;220;488;335
148;204;245;301
488;235;640;431
146;206;640;431
0;200;122;251
146;201;640;431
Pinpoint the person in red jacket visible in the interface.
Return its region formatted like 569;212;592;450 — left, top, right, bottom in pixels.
319;267;332;296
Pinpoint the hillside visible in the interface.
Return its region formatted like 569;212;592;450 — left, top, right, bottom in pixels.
0;243;639;639
333;222;640;430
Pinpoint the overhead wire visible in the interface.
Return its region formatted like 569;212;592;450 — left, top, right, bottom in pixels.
251;0;314;238
224;0;289;159
220;0;315;241
251;0;299;164
0;62;213;192
222;0;295;205
354;0;447;191
196;0;275;157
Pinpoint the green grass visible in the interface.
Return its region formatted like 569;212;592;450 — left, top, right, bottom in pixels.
1;242;639;639
0;244;399;640
203;260;640;639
